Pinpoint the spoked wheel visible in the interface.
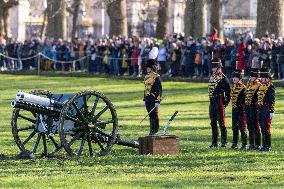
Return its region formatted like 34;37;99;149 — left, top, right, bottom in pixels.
11;90;62;158
59;90;118;157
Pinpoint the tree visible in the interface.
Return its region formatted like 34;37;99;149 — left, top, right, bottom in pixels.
193;0;206;37
156;0;169;38
0;0;19;38
184;0;194;38
106;0;127;36
45;0;67;39
256;0;284;37
40;9;48;40
210;0;223;38
184;0;207;38
66;0;82;40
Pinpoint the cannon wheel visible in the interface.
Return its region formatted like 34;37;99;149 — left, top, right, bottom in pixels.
11;90;62;158
59;90;118;157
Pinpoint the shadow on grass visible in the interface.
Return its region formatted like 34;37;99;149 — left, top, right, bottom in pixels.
116;100;208;110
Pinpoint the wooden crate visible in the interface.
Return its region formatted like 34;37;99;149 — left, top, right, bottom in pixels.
138;135;179;155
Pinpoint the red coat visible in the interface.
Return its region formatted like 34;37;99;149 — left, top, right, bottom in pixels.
210;33;218;42
131;47;140;66
237;43;246;70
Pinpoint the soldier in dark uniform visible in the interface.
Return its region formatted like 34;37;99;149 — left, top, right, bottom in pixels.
230;70;247;150
245;68;262;150
258;68;275;151
208;58;231;147
144;47;162;135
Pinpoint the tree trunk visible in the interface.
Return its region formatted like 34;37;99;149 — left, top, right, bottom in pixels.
106;0;127;36
46;0;66;39
184;0;206;38
193;0;206;38
210;0;223;38
256;0;284;37
3;9;9;38
0;0;19;38
40;10;48;40
0;13;3;36
184;0;194;38
156;0;169;38
71;0;81;40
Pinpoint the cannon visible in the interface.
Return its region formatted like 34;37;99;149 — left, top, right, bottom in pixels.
11;90;138;158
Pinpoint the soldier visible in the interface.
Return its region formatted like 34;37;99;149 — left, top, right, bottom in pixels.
208;58;231;147
230;70;247;150
258;68;275;151
245;68;261;150
144;47;162;135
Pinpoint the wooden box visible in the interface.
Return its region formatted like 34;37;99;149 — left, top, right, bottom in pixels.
138;135;179;155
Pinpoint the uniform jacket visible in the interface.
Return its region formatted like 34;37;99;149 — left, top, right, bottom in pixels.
144;72;162;102
231;81;246;109
245;79;261;107
257;81;275;113
208;73;231;106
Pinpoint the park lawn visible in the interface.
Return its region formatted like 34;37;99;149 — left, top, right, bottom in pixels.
0;74;283;189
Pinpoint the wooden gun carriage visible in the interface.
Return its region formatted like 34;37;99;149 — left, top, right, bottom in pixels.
11;90;138;158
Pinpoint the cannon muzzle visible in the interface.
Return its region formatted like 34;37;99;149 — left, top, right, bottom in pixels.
11;100;60;117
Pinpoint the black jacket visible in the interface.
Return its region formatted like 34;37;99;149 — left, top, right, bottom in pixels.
208;73;231;106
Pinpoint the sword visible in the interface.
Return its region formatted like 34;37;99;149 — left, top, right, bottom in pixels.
140;96;166;124
140;103;160;124
162;111;178;135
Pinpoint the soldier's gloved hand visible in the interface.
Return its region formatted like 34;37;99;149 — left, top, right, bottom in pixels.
155;101;160;107
270;113;275;120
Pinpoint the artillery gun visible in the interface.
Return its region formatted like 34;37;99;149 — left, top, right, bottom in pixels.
11;90;138;158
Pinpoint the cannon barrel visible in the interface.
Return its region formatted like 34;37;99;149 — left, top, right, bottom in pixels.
11;91;63;117
15;91;63;108
11;100;61;118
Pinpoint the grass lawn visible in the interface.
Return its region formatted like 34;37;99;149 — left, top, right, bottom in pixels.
0;74;283;189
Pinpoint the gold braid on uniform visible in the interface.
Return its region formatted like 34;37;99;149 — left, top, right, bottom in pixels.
144;72;159;98
245;79;261;106
231;82;246;108
208;73;223;98
258;82;273;111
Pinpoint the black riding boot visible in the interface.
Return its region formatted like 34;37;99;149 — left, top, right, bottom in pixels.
231;130;239;149
261;133;271;151
255;130;261;150
149;119;155;136
240;131;247;150
210;125;218;147
266;133;271;151
221;127;227;147
153;119;160;134
248;130;255;150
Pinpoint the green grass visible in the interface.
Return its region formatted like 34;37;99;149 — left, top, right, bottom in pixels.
0;74;283;189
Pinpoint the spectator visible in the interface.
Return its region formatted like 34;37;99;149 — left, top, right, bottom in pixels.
0;32;282;80
224;40;234;76
157;41;167;75
237;38;246;71
278;40;284;80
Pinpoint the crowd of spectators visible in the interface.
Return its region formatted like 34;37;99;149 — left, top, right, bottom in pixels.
0;31;284;79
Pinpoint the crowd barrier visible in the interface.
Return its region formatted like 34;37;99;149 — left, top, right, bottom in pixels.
0;52;148;75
